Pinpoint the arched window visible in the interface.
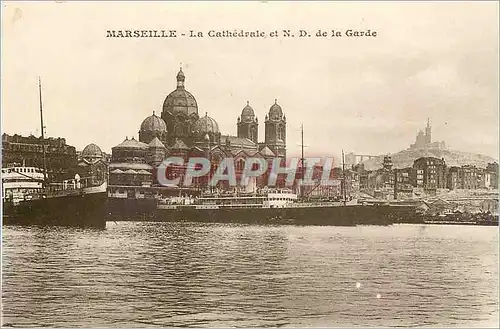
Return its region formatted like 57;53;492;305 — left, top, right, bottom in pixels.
174;124;183;136
280;126;285;140
236;159;245;172
250;127;257;141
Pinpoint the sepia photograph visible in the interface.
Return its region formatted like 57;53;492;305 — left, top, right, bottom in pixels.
1;1;499;327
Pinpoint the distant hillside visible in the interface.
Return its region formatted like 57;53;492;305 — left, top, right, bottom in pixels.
360;148;498;171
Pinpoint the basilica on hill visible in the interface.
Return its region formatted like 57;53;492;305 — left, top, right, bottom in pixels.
101;66;287;191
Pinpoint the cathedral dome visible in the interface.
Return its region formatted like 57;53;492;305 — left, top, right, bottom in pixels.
269;99;283;121
241;101;255;123
162;68;199;117
194;113;220;135
82;143;103;161
140;111;167;133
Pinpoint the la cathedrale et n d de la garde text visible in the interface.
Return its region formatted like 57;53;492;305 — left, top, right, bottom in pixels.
105;29;378;39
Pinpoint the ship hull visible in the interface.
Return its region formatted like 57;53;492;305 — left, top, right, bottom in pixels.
107;198;415;226
3;192;108;228
157;205;414;226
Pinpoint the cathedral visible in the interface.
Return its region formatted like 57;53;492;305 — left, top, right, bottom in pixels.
107;67;288;191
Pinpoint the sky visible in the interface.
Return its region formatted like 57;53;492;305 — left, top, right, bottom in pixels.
1;1;498;160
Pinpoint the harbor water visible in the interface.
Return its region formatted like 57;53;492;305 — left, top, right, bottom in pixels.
2;222;499;327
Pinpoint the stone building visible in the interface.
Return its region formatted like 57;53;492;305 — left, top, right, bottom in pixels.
460;165;481;190
413;157;447;191
447;166;462;190
108;137;153;189
486;162;498;189
76;143;108;186
2;133;77;182
110;67;288;191
394;167;416;196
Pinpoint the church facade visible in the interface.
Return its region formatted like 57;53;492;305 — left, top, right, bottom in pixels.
108;67;288;192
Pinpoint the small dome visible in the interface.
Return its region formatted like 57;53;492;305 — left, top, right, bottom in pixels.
113;137;149;150
241;101;255;123
194;113;220;135
82;143;102;160
140;111;167;133
269;99;283;121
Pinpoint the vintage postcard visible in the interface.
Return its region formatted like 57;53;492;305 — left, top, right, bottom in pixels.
1;1;498;328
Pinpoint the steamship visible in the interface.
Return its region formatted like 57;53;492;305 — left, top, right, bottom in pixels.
106;143;415;226
2;79;108;228
152;188;413;226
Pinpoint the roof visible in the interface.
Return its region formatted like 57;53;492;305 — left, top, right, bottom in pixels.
82;143;103;159
113;137;149;150
268;100;283;121
171;139;190;150
140;112;167;133
246;149;261;157
194;113;220;135
148;137;166;148
162;69;198;117
109;162;153;171
222;135;256;148
233;149;250;158
259;146;275;157
241;101;255;122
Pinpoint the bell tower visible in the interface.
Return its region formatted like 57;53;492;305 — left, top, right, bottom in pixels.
264;99;286;158
237;101;259;144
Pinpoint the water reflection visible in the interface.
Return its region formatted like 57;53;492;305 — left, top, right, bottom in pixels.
2;223;498;327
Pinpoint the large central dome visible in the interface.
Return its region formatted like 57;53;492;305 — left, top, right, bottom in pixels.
162;68;199;118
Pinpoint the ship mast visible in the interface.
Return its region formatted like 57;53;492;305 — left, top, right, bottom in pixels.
341;149;346;206
39;77;48;185
300;124;305;200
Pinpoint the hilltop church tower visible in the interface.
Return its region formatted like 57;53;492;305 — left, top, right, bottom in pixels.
425;118;432;144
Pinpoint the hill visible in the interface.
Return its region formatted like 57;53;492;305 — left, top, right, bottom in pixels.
360;148;498;171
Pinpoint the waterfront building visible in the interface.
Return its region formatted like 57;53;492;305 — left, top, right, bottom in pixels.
297;164;342;200
108;137;153;189
394;167;415;197
413;157;447;192
447;166;462;190
365;157;392;189
460;165;481;190
382;155;394;188
353;163;369;190
2;133;77;182
486;162;498;189
76;143;108;186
